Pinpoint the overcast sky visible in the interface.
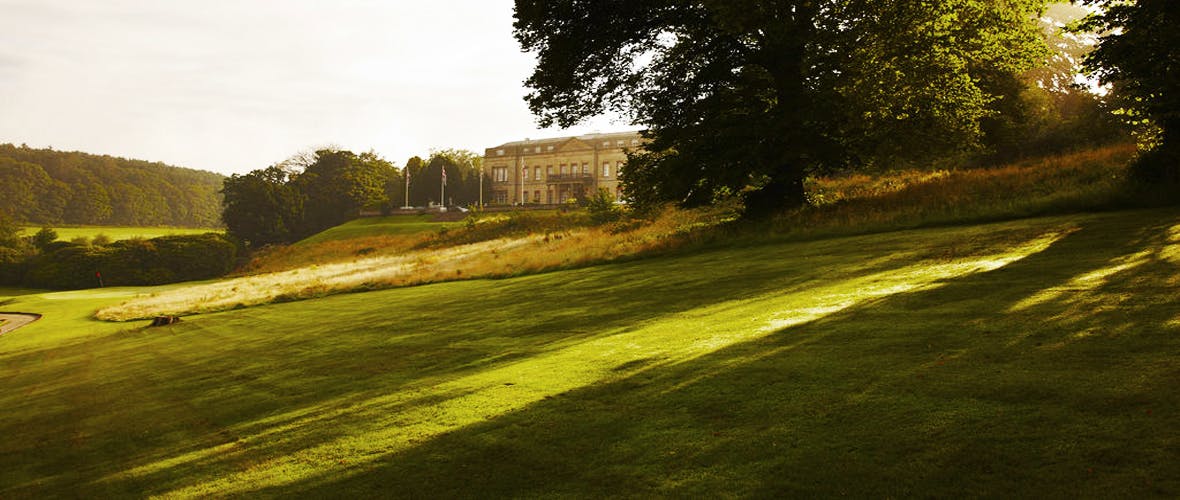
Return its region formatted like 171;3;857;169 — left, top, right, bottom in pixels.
0;0;634;175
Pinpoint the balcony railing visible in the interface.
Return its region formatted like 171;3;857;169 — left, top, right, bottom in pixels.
546;173;595;182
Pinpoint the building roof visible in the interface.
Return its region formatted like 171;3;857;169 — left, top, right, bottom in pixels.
488;130;643;151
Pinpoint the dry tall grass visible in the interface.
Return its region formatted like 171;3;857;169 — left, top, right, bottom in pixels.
95;207;722;321
774;143;1137;238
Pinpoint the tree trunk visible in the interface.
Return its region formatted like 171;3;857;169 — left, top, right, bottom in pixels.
741;165;807;219
1132;118;1180;185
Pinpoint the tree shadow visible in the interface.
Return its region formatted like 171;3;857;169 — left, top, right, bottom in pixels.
257;210;1180;497
3;218;1008;496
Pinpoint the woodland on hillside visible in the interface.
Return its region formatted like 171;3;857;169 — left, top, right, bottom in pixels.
0;143;223;227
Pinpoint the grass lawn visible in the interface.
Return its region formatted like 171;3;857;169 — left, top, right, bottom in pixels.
1;208;1178;496
18;226;220;242
0;287;46;298
297;215;455;245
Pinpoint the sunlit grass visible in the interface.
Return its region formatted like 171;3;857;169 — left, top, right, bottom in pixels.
2;208;1178;496
17;225;220;242
296;214;454;245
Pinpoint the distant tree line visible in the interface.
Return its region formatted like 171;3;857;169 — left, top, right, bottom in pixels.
0;143;224;227
0;214;236;289
223;148;483;248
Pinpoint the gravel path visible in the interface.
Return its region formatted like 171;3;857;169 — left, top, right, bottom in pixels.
0;313;41;335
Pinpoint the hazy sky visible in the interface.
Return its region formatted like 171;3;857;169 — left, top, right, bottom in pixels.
0;0;634;175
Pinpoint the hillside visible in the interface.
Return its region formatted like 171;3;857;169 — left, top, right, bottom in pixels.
1;207;1178;496
0;143;223;227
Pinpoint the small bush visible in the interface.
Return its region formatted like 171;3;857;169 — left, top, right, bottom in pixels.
586;188;624;225
30;227;57;250
0;246;30;285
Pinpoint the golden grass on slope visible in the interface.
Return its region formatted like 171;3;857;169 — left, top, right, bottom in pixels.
776;143;1138;237
95;207;721;321
238;233;430;276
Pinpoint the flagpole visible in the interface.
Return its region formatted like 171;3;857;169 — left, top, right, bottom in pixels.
403;167;411;209
440;166;446;209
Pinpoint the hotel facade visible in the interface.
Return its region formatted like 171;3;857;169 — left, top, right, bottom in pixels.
483;131;643;205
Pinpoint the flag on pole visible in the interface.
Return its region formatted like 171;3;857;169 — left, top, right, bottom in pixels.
441;165;447;186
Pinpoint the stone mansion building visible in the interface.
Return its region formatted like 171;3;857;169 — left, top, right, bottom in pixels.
483;131;642;205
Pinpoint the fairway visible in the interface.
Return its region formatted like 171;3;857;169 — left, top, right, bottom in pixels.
18;226;220;242
1;209;1178;497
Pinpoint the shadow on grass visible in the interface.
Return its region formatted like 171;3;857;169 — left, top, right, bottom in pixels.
259;210;1180;497
1;219;981;496
3;210;1177;497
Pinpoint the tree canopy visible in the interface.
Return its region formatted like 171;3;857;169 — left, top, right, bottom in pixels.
515;0;1050;213
221;165;305;247
1076;0;1179;180
222;149;397;247
0;143;223;227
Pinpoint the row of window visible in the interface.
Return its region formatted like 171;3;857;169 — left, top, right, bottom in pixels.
492;186;626;204
490;161;624;183
493;139;640;156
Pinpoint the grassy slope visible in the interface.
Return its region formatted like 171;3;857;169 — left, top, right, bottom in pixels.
296;215;453;245
18;226;219;242
1;208;1178;497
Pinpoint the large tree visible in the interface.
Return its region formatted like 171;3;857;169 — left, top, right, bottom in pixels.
222;149;397;247
221;165;304;247
406;150;484;207
1076;0;1179;181
298;149;391;233
515;0;1049;213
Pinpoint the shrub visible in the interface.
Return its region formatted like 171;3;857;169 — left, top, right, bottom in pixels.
21;233;237;289
586;188;624;225
30;227;57;250
0;246;30;285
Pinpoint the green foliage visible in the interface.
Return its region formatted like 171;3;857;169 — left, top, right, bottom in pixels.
1077;0;1180;182
30;228;57;251
223;150;399;248
515;0;1049;214
585;188;623;224
0;211;31;284
0;143;223;227
0;210;22;248
974;7;1132;164
298;150;391;233
405;149;484;207
21;233;237;289
221;165;305;247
